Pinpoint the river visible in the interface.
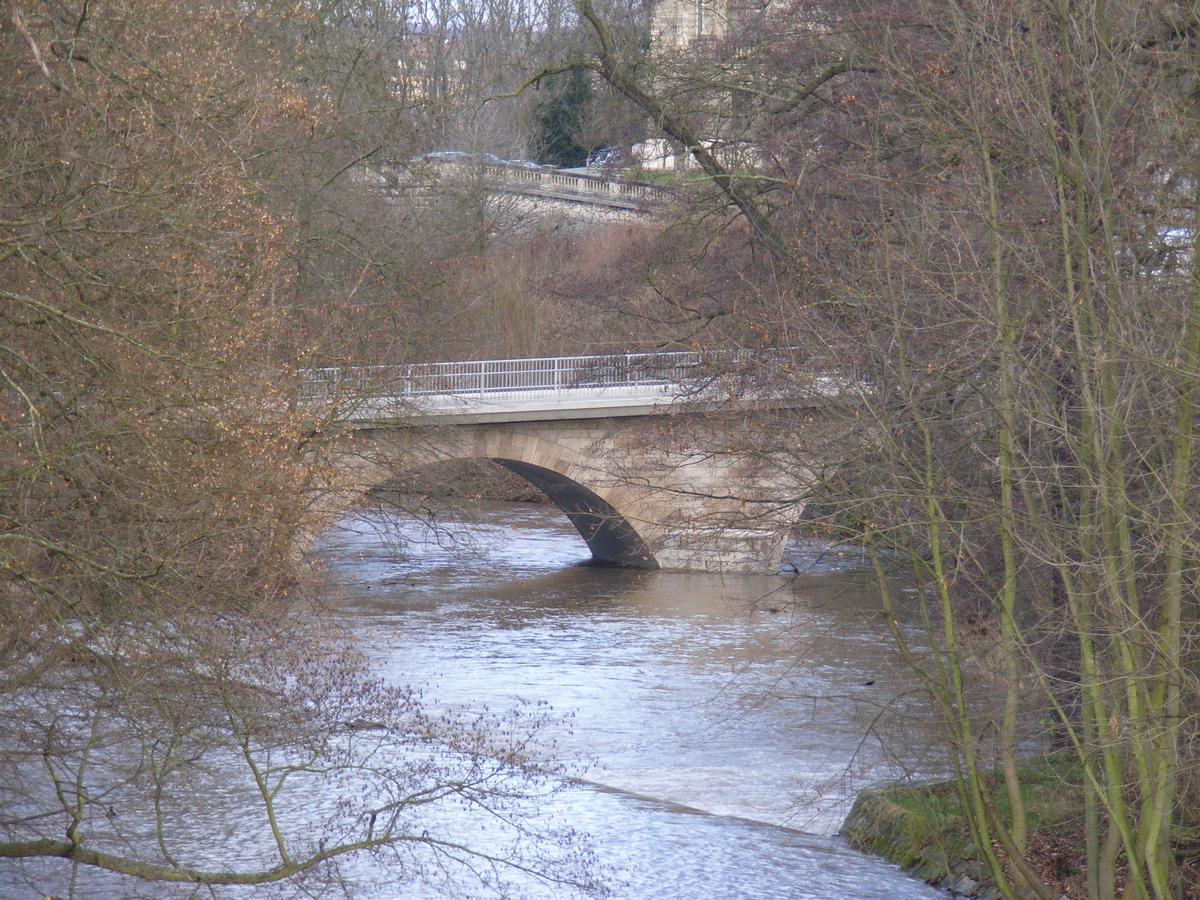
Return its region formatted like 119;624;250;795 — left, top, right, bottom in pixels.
1;501;949;898
317;501;948;898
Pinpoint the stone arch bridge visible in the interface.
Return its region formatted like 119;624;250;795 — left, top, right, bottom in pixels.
306;351;839;573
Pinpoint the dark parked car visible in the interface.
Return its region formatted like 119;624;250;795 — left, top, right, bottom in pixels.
586;147;628;170
423;150;470;162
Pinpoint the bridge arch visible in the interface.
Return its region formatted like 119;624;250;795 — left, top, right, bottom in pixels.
489;459;657;568
333;428;661;569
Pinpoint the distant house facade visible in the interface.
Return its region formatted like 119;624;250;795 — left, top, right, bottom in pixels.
649;0;729;50
636;0;765;174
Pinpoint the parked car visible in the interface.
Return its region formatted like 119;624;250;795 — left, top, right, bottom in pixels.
586;147;629;170
423;150;470;162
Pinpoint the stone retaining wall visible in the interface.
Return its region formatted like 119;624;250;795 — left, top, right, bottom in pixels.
841;790;1003;899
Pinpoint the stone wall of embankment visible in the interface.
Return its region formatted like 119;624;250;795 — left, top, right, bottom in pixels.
841;790;1003;899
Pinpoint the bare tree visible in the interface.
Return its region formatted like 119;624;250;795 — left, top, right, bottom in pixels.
512;1;1200;896
754;2;1200;897
0;0;601;893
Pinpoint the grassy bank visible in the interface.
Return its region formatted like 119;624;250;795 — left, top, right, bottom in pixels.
842;752;1198;898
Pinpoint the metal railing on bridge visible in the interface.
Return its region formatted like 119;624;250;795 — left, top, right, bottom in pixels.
301;349;759;403
476;163;671;208
388;158;673;212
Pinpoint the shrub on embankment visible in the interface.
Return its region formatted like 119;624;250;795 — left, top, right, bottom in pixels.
842;753;1200;898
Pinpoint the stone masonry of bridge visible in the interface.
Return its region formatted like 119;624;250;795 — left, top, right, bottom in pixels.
377;159;672;218
304;351;839;573
322;413;808;574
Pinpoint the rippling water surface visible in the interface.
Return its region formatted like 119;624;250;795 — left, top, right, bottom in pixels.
3;502;948;898
314;502;948;898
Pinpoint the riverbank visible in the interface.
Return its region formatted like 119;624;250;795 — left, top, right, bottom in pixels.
841;752;1199;898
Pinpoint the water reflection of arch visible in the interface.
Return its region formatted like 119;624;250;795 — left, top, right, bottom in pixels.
335;429;661;569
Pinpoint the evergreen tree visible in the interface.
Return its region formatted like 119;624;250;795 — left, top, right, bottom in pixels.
530;67;593;166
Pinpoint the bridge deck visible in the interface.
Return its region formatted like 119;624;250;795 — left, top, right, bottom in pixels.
305;350;847;426
381;159;673;213
349;384;687;425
